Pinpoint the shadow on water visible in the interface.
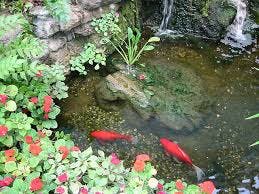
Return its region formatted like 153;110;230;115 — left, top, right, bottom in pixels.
57;37;259;191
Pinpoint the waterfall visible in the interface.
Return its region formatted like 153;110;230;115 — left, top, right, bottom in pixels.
159;0;174;32
222;0;252;48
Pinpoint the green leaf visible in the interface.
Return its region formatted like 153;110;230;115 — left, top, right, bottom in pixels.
127;27;134;39
5;100;17;111
5;85;18;97
29;157;41;168
5;161;17;172
250;141;259;147
148;37;160;43
246;113;259;120
143;45;155;51
2;135;13;147
42;120;58;129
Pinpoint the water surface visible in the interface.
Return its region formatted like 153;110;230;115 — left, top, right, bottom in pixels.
58;38;259;192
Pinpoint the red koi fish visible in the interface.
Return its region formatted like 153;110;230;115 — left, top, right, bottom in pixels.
160;138;205;181
91;130;133;142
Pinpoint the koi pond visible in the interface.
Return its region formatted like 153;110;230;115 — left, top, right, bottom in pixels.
58;37;259;192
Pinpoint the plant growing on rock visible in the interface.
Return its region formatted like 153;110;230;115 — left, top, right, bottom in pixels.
109;27;160;68
70;43;106;75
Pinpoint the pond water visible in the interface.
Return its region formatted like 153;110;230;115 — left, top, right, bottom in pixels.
58;37;259;192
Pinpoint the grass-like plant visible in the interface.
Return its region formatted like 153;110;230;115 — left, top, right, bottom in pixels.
109;27;160;67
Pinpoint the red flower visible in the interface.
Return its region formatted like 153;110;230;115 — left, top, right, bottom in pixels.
198;181;216;194
80;187;88;194
71;146;80;151
0;177;13;187
30;97;38;104
43;96;53;113
43;113;49;120
133;159;146;172
36;70;43;77
0;125;8;136
55;186;65;194
136;154;150;162
175;180;185;190
29;144;42;156
57;172;68;183
59;146;69;160
30;177;43;192
38;130;46;138
25;136;33;144
0;94;8;104
174;192;183;194
5;149;15;162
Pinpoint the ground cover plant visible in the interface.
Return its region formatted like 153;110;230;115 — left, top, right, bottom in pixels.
0;12;213;194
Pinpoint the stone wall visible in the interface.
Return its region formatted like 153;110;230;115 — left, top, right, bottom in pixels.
29;0;128;70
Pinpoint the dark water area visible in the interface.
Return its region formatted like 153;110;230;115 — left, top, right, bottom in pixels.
57;37;259;192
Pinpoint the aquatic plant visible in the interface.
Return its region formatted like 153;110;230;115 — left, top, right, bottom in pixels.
109;27;160;67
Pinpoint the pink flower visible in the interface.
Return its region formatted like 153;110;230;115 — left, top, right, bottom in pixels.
0;94;8;104
71;146;80;152
30;97;38;104
25;136;33;144
111;153;121;165
55;186;65;194
43;113;49;120
80;187;88;194
175;180;185;190
0;177;13;187
95;192;103;194
58;173;68;183
115;12;120;17
136;154;150;162
157;192;166;194
157;183;163;190
138;74;146;80
0;125;8;136
36;70;43;77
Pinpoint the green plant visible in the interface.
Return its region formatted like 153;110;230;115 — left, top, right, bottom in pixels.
109;27;160;67
70;43;106;75
91;11;121;44
44;0;71;23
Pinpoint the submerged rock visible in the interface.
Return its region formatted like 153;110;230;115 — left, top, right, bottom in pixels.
95;62;210;132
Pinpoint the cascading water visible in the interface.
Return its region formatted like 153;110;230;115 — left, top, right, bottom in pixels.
159;0;173;31
222;0;252;48
157;0;175;35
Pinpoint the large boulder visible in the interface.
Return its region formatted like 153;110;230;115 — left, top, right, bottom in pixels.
95;62;210;132
173;0;236;39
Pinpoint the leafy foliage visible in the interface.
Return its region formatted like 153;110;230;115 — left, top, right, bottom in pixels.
44;0;71;23
70;43;106;75
110;27;160;66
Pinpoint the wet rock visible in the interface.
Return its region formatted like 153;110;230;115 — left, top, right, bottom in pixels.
78;0;121;10
95;63;209;131
45;37;67;52
74;22;94;36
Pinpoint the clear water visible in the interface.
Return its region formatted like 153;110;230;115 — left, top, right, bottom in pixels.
58;37;259;192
